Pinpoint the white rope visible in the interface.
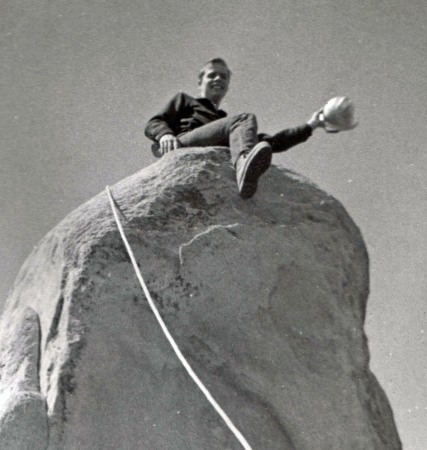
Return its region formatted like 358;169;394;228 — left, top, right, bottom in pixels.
105;185;253;450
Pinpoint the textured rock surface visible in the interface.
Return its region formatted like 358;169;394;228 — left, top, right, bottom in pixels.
0;307;48;449
0;147;401;449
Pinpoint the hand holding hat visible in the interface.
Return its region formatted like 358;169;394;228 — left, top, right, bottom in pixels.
320;96;358;133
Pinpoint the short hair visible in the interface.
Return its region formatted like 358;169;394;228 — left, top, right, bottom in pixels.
198;58;232;84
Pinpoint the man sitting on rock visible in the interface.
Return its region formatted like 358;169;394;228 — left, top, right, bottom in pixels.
145;58;325;199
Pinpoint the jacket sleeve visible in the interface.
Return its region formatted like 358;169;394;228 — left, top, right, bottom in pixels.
260;124;313;153
144;93;186;142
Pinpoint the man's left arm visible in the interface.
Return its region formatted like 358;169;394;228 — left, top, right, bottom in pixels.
263;109;324;153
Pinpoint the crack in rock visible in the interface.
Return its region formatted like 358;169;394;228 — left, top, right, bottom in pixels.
178;223;240;266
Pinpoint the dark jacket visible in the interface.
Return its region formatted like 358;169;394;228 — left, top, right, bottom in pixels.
144;92;226;142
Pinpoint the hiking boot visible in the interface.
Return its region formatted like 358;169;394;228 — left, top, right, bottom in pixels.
235;141;272;199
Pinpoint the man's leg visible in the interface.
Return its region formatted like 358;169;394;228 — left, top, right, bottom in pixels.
178;114;255;162
178;113;272;198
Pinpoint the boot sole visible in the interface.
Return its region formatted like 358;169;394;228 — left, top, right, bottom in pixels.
238;143;272;198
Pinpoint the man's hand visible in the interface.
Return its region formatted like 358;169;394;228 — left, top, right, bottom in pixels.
159;134;181;155
307;109;325;130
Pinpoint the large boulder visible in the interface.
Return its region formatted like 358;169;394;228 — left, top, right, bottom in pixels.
0;147;401;449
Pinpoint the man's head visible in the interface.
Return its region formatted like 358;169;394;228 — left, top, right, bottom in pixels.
198;58;231;107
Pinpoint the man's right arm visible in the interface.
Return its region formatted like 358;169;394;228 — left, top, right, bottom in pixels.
145;93;188;155
145;93;187;141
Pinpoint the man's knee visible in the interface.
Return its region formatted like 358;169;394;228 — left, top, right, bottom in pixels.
234;112;257;122
230;112;258;129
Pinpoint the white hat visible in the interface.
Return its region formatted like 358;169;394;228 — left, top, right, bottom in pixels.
321;97;358;132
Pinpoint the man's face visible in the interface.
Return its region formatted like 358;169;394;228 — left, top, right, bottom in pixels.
198;63;230;104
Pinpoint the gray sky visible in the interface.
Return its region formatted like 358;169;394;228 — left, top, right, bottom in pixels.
1;0;426;447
